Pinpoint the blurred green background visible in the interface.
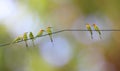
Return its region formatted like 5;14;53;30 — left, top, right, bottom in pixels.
0;0;120;71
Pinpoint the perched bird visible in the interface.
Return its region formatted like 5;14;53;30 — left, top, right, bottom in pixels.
46;27;54;46
12;36;23;44
9;36;23;47
93;24;102;39
46;27;53;42
29;32;35;46
86;24;93;39
23;32;28;47
36;30;45;37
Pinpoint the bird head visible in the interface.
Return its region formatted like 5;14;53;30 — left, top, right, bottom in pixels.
86;23;89;25
86;23;90;27
25;32;28;34
40;29;45;32
47;27;52;29
92;24;96;26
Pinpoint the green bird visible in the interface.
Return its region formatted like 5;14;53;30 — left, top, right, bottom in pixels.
23;32;28;47
36;29;45;37
93;24;102;39
29;32;35;46
9;36;23;47
86;24;93;39
12;36;23;44
46;27;54;46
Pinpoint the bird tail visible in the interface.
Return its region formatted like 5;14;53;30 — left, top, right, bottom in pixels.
32;39;35;47
91;35;93;39
98;31;102;39
49;35;53;42
49;35;54;47
90;31;93;39
99;35;102;39
25;41;28;47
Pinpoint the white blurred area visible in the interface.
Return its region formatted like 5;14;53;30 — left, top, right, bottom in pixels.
78;47;107;71
72;14;113;45
78;47;116;71
40;37;73;67
0;0;44;37
0;0;73;68
0;0;116;71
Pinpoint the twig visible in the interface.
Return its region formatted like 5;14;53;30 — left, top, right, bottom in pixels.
0;29;120;47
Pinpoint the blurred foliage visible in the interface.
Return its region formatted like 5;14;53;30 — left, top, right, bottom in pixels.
1;0;120;71
0;24;11;71
21;0;59;20
20;0;120;21
0;24;11;43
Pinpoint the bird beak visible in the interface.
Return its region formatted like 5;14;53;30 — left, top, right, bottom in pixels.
92;24;96;26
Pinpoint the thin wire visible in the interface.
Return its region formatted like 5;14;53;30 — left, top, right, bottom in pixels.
0;29;120;47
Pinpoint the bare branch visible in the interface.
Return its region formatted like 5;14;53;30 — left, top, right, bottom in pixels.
0;29;120;47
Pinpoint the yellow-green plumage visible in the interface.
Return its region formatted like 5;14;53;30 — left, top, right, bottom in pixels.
12;36;23;43
29;32;34;39
86;24;93;39
23;32;28;47
46;27;53;42
29;32;35;46
36;30;44;37
93;24;102;39
94;26;101;35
